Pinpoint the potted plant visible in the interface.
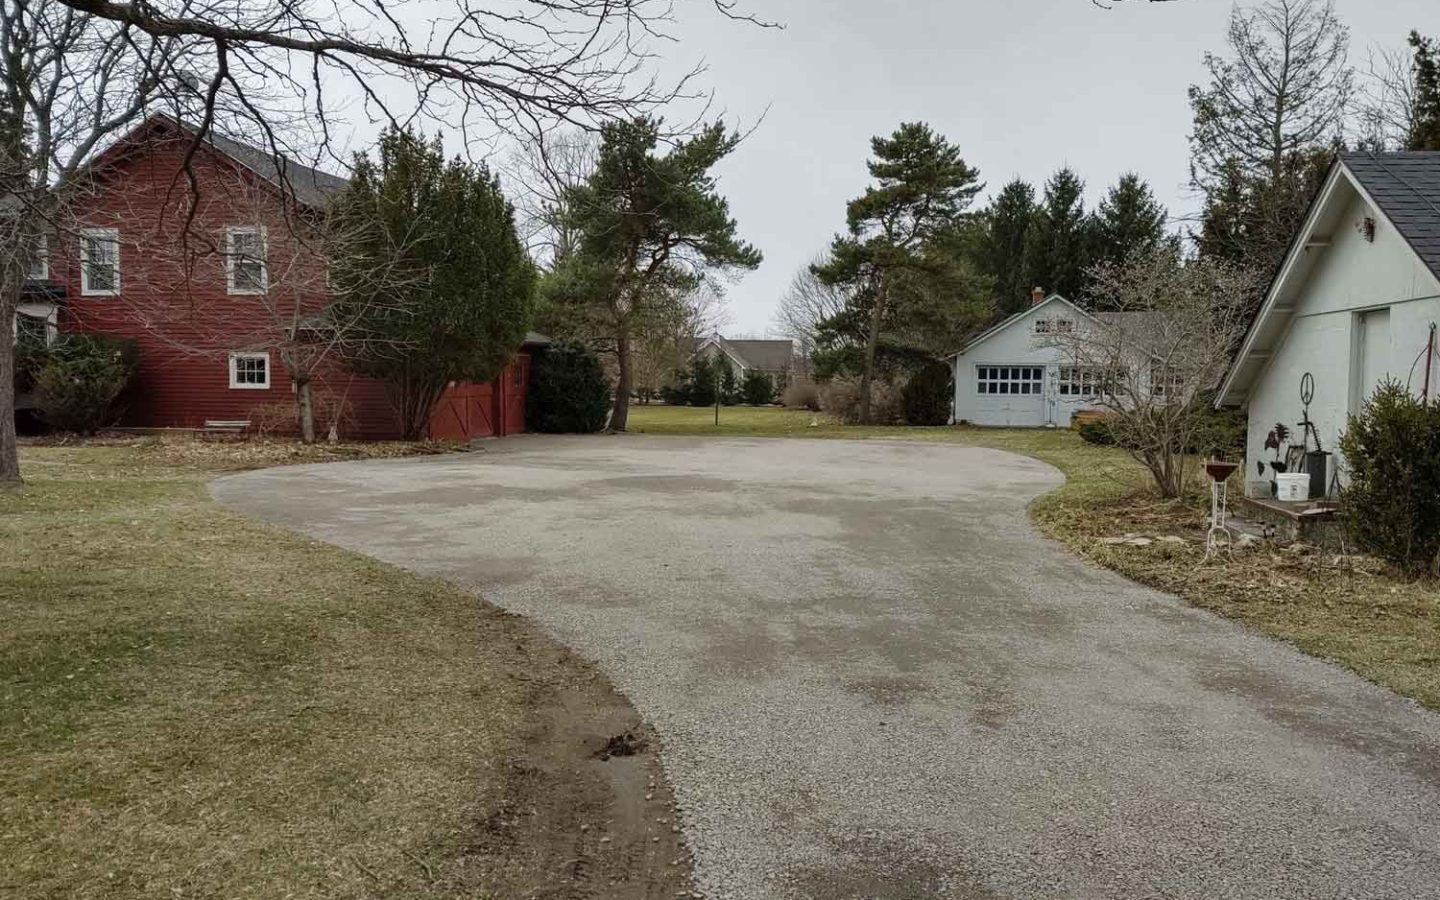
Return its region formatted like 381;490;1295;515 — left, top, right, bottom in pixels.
1264;422;1290;474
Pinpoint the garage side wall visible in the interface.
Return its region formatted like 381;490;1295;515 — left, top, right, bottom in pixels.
1244;190;1440;495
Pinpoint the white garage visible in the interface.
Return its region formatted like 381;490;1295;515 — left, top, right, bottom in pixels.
1216;151;1440;499
949;292;1104;428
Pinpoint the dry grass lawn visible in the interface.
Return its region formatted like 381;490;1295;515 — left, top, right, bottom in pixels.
627;405;1439;710
1;438;550;897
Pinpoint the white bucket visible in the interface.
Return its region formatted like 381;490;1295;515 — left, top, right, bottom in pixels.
1275;473;1311;502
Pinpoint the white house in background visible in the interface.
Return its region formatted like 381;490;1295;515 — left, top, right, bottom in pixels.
947;289;1112;428
1216;151;1440;498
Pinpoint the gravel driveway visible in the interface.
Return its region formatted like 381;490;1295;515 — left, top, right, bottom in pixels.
212;436;1440;899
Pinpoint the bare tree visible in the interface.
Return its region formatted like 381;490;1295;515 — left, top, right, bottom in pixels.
1354;44;1422;151
772;259;848;357
506;128;599;268
1;0;766;485
1038;249;1262;498
1188;0;1352;188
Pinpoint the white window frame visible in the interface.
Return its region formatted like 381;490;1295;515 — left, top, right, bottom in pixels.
976;365;1044;396
1059;366;1105;398
27;235;49;281
225;226;268;295
228;351;271;390
1034;317;1074;335
80;228;121;296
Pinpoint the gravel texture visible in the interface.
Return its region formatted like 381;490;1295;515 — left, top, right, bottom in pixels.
212;435;1440;899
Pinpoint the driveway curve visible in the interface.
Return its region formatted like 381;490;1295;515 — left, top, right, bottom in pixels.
212;436;1440;899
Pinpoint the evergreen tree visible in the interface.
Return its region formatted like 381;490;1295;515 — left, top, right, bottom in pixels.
1410;31;1440;151
812;122;984;424
332;128;536;439
1091;173;1169;273
546;118;761;431
1024;167;1092;301
1195;148;1332;277
527;341;611;433
741;370;775;406
981;179;1037;317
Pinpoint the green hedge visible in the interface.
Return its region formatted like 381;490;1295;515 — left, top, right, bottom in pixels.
526;341;611;433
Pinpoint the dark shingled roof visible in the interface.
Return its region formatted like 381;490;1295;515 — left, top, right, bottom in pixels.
200;127;351;208
1341;151;1440;279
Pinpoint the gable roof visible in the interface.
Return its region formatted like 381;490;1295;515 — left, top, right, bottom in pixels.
694;335;798;371
1340;152;1440;280
91;113;349;208
1216;152;1440;407
946;294;1094;358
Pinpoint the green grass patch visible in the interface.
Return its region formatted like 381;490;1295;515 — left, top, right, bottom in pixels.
1;439;528;898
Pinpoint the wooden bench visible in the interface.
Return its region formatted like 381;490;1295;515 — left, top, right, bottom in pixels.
203;420;252;434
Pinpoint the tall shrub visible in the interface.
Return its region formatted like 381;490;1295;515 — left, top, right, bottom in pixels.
901;361;952;425
32;335;138;434
331;128;536;439
1338;381;1440;575
526;342;611;433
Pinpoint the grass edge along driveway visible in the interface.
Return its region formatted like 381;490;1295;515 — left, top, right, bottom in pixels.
627;405;1439;712
0;439;689;899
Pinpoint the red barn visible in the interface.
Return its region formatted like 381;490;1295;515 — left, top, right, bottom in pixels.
18;114;543;441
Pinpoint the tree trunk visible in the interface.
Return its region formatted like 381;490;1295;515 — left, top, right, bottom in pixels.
0;269;22;486
295;377;316;444
858;277;887;425
611;333;633;432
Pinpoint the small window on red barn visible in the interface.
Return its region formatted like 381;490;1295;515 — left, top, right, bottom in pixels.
229;352;271;389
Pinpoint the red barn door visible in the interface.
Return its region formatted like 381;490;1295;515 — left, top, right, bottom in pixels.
428;381;496;441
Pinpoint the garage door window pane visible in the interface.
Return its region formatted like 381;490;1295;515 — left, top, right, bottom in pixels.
978;365;1043;397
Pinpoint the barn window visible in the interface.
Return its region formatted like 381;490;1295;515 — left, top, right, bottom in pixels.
977;366;1044;396
226;226;268;294
1034;318;1073;334
80;228;120;296
27;236;48;281
229;352;271;389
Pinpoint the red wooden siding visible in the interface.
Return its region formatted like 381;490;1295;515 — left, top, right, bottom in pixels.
45;119;533;442
427;353;530;442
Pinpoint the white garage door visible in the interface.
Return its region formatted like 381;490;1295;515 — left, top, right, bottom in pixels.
974;365;1046;427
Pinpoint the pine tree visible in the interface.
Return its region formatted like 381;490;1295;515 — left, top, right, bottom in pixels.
1024;168;1092;301
981;179;1036;317
812;122;984;424
1410;31;1440;151
1091;173;1169;272
547;118;761;431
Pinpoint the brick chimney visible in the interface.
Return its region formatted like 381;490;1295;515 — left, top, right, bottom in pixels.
1032;286;1046;306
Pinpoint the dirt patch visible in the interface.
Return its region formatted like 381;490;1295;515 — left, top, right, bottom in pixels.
463;607;693;899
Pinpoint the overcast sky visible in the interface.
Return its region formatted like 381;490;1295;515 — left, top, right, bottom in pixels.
635;0;1435;336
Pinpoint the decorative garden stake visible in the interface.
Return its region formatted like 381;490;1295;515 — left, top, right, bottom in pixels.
1204;459;1241;559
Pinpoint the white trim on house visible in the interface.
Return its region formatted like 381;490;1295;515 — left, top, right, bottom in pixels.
944;295;1098;360
225;225;268;294
228;351;271;389
27;235;48;281
80;227;121;296
1215;161;1440;407
694;336;750;374
14;302;59;346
